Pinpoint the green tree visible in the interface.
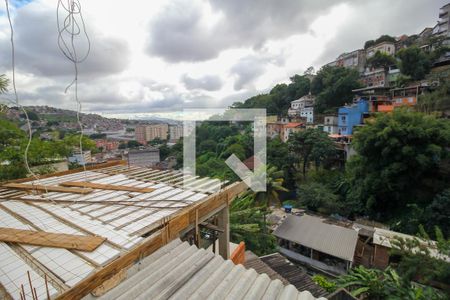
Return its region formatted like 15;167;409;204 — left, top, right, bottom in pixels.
425;190;450;237
417;83;450;114
230;195;277;256
345;110;450;228
245;166;289;233
297;182;340;214
126;140;141;148
396;46;431;80
198;139;217;154
337;266;444;300
367;51;397;70
286;74;311;100
251;165;288;208
364;40;376;49
288;128;337;179
375;34;396;44
63;134;97;153
148;137;164;145
0;74;8;94
390;227;450;291
311;66;362;113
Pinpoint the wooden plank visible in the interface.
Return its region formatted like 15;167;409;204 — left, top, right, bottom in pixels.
4;160;127;184
56;233;164;300
0;228;105;251
59;181;155;193
2;183;93;194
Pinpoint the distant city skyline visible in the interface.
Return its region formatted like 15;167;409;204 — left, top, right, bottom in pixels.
0;0;447;115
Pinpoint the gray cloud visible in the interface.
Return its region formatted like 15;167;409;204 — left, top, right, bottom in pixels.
0;2;130;77
314;0;446;67
146;0;349;62
230;54;283;90
181;74;223;91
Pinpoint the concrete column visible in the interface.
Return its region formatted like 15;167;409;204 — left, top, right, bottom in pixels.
217;205;230;259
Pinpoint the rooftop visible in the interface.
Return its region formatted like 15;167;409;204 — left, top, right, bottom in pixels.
90;239;326;300
284;122;303;128
0;161;248;299
260;253;328;298
273;215;358;262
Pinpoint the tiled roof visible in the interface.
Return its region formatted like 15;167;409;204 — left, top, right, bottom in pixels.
260;253;328;298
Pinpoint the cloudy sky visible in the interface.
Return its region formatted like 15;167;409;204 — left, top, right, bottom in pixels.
0;0;446;117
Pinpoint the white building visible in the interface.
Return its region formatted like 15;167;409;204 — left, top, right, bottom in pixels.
287;94;315;119
68;151;92;166
323;116;339;134
366;41;396;58
300;107;314;124
433;3;450;45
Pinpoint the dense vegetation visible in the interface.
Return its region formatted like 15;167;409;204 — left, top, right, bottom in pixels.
0;116;97;181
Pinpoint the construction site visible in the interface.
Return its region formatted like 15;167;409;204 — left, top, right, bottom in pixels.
0;161;330;300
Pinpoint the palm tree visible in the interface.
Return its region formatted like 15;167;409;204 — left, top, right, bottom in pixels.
249;165;288;232
0;74;8;94
252;165;289;207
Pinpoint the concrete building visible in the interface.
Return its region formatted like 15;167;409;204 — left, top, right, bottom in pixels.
287;94;315;118
168;125;183;141
127;147;160;167
95;139;120;151
135;124;169;144
365;41;396;58
323;116;339;135
361;68;387;88
68;150;92;166
300;106;314;124
334;49;366;73
338;99;369;136
433;3;450;44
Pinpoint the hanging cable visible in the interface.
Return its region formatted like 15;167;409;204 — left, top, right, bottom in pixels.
57;0;91;176
4;0;41;188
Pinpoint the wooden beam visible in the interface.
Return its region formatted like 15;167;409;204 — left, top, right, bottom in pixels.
56;234;164;300
59;181;155;193
4;160;127;184
2;183;93;194
0;228;105;251
55;181;248;300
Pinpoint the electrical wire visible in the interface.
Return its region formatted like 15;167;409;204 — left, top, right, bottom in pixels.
4;0;41;187
56;0;91;176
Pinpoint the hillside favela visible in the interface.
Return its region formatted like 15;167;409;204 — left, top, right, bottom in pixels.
0;1;449;300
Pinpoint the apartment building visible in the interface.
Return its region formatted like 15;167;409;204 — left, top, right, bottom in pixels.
169;124;183;141
135;124;169;143
433;3;450;44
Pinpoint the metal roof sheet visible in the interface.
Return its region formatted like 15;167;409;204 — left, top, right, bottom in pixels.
273;215;358;262
94;239;327;300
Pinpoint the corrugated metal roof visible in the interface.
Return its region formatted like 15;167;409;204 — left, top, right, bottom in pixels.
273;215;358;262
94;239;327;300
